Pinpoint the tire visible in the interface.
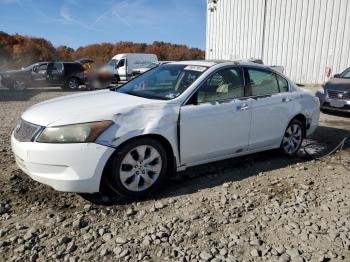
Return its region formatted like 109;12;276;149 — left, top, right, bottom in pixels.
64;77;80;90
112;75;119;84
280;119;304;156
7;79;26;91
103;138;168;199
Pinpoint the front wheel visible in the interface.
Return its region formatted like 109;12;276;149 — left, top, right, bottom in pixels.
280;119;304;156
10;79;27;91
103;138;168;199
112;75;119;84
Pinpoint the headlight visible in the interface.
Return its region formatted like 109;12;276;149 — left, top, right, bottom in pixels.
36;121;113;143
316;88;324;94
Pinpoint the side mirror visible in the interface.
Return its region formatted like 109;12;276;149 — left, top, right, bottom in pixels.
334;74;340;78
33;66;38;73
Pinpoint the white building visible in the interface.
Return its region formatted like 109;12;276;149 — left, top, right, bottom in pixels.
206;0;350;84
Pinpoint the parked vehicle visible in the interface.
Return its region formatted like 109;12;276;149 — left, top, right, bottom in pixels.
11;61;320;199
0;62;85;91
105;53;158;83
132;61;172;77
316;67;350;113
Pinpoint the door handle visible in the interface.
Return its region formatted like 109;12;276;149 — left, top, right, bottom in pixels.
282;97;293;103
237;103;249;111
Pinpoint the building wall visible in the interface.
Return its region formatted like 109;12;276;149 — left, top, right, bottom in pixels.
206;0;350;84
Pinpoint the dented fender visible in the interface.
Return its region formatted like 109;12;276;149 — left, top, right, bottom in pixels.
96;102;181;166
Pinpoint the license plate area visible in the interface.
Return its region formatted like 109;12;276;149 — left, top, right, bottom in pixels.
329;99;345;108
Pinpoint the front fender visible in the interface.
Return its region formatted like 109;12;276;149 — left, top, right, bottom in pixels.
95;104;181;167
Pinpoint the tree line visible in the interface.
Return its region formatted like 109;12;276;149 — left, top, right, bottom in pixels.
0;31;205;70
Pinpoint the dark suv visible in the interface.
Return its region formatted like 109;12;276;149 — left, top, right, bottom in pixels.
0;62;85;91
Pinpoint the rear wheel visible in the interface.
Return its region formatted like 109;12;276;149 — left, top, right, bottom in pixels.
103;138;168;199
64;77;79;90
281;119;304;156
112;75;119;84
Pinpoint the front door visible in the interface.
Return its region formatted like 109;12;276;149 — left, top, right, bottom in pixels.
117;59;127;81
31;63;48;87
244;67;295;150
180;67;252;165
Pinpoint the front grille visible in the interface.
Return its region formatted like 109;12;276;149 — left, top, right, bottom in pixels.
13;119;42;142
327;90;350;100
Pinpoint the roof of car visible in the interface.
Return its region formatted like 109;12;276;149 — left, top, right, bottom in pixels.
36;61;81;64
169;60;219;67
168;60;269;68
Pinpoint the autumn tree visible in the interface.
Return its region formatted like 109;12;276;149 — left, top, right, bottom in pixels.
0;31;205;70
56;45;74;61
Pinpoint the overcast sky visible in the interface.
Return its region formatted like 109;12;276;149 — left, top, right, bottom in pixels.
0;0;207;49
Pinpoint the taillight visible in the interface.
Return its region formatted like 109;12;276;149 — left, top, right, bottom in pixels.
84;70;89;79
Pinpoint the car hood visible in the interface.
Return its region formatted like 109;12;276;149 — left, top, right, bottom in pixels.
22;90;168;126
1;69;28;76
324;78;350;92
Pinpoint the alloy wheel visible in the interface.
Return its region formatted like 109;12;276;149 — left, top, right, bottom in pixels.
13;80;26;91
282;123;302;154
68;78;79;89
119;145;162;192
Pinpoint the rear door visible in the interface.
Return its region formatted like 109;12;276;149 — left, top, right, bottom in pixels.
244;67;294;150
48;62;65;85
180;66;252;165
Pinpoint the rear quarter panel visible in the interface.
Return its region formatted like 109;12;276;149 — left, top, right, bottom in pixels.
293;88;320;136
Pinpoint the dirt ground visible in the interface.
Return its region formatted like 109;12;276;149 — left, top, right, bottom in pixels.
0;87;349;262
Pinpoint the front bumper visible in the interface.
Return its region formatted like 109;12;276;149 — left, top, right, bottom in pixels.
316;91;350;113
320;102;350;113
11;134;115;193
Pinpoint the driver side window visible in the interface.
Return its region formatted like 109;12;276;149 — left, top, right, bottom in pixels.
37;63;48;73
118;59;125;68
342;68;350;78
197;67;245;103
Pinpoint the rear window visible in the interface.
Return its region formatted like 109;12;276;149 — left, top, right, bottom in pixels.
247;68;279;96
277;74;289;92
53;62;63;71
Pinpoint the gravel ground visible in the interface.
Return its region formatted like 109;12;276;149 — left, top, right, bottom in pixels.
0;87;350;262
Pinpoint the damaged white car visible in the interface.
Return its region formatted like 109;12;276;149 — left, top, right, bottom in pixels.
11;61;320;198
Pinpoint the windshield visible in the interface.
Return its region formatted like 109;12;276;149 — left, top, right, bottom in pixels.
340;68;350;78
147;62;158;69
115;64;207;100
107;59;118;68
22;63;36;70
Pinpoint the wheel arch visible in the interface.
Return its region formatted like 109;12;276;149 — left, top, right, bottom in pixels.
288;113;307;138
99;134;176;192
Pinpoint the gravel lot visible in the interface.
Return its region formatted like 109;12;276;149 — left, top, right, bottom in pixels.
0;87;349;262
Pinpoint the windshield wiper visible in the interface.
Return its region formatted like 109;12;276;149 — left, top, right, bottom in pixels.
124;91;146;98
121;90;168;100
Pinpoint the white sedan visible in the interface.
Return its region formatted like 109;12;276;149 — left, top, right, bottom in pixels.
11;61;320;198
